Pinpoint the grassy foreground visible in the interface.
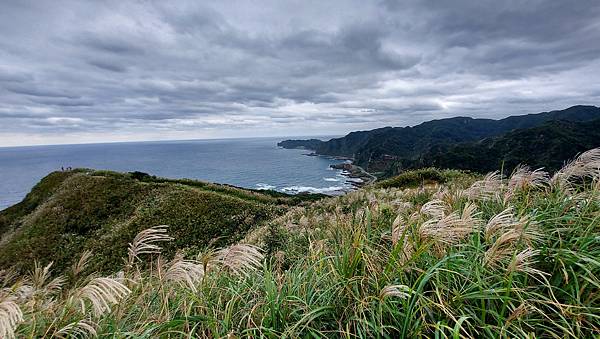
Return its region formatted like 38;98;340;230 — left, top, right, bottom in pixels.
1;149;600;338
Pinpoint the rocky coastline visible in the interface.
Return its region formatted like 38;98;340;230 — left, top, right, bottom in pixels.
277;140;377;191
329;162;377;188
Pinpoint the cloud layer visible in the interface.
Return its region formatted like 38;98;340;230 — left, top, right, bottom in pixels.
1;0;599;146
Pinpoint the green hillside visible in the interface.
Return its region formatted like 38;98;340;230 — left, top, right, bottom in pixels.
279;105;600;173
1;149;599;337
0;169;320;275
380;118;600;176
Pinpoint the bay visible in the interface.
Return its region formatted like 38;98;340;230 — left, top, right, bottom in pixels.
0;137;354;210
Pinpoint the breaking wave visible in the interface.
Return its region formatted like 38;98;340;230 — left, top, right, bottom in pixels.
281;185;348;195
255;183;277;190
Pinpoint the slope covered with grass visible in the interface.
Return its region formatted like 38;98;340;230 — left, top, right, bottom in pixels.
1;150;599;338
0;169;318;275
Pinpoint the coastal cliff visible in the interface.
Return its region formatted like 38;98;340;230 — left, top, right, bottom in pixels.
279;105;600;175
277;138;324;150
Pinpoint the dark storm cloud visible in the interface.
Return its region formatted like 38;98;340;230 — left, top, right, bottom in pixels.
78;35;147;56
88;60;128;73
0;68;34;83
30;98;95;107
0;0;599;146
6;84;81;99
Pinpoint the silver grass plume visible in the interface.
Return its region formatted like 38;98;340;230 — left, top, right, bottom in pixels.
55;319;97;338
419;203;481;245
25;262;65;308
506;248;548;278
0;269;18;289
30;262;62;293
485;208;518;241
420;199;448;220
505;165;549;200
432;187;463;207
73;277;131;317
484;229;524;268
483;212;541;269
211;244;264;276
164;253;205;292
127;225;173;267
420;213;467;245
379;285;412;300
391;214;406;246
71;250;93;277
0;298;23;339
484;209;540;245
463;171;504;201
391;199;413;212
508;165;549;190
552;148;600;188
391;214;414;263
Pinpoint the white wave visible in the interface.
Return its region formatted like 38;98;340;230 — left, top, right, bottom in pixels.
255;183;277;190
281;185;349;195
323;177;341;182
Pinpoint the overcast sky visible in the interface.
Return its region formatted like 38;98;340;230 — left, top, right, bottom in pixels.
1;0;599;146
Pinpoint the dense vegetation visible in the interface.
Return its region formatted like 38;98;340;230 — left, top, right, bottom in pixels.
373;168;473;189
389;118;600;175
279;105;600;174
1;148;599;337
277;139;325;150
0;169;319;275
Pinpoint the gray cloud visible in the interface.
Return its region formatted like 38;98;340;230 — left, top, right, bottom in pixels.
6;84;81;99
0;0;599;146
88;60;128;73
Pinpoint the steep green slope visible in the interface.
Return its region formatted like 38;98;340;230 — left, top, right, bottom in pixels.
2;154;600;337
0;170;75;235
0;169;319;274
276;138;324;150
279;105;600;171
407;119;600;174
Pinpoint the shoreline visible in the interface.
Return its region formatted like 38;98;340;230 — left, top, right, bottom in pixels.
299;151;377;191
329;162;377;188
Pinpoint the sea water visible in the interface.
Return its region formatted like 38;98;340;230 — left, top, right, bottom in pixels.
0;137;354;210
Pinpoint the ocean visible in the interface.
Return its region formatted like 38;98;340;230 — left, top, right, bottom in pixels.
0;137;355;210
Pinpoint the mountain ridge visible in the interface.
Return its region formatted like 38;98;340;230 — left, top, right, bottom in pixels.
278;105;600;173
394;118;600;174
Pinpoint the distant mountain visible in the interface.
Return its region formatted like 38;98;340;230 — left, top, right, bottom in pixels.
278;105;600;173
395;119;600;175
277;139;324;150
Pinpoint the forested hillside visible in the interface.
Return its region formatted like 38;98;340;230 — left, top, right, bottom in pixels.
279;105;600;173
386;118;600;175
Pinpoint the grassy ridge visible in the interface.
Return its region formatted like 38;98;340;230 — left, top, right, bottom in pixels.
0;169;319;275
1;150;599;337
0;170;76;235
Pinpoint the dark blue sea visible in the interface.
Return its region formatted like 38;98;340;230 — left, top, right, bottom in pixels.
0;137;356;210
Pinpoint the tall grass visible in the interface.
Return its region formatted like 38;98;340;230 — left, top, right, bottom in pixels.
0;149;599;337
